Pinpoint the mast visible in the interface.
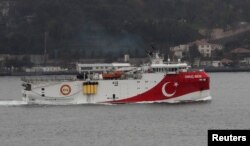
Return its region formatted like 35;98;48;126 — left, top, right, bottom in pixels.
44;31;48;65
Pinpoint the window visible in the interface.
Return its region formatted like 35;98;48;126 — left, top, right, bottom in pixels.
81;67;92;70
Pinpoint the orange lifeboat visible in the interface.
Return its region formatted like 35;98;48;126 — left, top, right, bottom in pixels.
102;71;123;79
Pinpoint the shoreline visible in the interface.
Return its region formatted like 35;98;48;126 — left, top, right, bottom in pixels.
204;67;250;73
0;71;78;76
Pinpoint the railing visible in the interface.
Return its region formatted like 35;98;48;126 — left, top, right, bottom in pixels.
21;75;76;83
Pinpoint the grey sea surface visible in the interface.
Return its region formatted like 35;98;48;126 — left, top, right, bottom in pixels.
0;73;250;146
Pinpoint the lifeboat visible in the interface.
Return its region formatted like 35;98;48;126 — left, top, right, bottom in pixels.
102;71;123;79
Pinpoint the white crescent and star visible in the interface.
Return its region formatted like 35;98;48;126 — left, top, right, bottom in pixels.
162;82;178;97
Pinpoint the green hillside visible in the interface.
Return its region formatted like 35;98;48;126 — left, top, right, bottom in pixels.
0;0;249;59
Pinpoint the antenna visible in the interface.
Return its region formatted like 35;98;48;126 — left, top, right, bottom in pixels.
144;46;153;58
44;31;48;65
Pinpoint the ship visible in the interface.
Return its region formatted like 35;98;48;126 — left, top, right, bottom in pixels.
21;50;211;105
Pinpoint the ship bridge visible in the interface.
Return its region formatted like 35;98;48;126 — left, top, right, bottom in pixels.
151;63;188;74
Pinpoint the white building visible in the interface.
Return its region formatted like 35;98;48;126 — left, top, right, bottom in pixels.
76;63;131;73
170;44;189;58
195;40;223;58
212;61;223;67
25;66;67;72
124;54;130;62
0;1;10;17
240;57;250;65
171;40;223;59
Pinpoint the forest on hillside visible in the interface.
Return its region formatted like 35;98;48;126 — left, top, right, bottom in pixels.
0;0;249;59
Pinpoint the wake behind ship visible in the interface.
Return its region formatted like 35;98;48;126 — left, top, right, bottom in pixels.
21;51;211;105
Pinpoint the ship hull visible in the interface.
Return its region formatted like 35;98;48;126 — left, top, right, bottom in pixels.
22;71;211;105
22;90;211;105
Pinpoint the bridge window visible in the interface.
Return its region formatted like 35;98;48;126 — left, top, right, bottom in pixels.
81;67;92;70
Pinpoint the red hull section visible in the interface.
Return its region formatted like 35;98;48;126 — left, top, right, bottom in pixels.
110;71;209;103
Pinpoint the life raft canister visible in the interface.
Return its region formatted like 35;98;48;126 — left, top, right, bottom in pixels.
83;82;98;95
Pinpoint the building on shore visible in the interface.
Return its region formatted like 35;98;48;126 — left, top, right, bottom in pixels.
231;48;250;66
170;44;189;59
76;63;131;73
195;40;223;58
25;66;68;73
170;39;223;59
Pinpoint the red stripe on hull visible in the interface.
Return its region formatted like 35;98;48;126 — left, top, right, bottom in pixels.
110;71;210;103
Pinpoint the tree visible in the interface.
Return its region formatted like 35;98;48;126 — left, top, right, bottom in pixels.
1;0;250;60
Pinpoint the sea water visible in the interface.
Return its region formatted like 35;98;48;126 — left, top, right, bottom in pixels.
0;73;250;146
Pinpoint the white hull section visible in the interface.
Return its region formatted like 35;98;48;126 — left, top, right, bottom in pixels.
22;73;164;104
22;89;211;105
